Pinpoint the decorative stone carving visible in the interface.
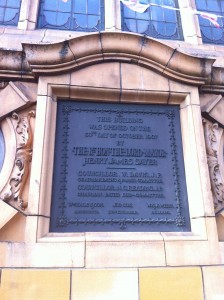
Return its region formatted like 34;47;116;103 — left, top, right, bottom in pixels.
203;118;224;214
1;109;35;210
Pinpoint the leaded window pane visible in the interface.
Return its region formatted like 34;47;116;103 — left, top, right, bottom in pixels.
38;0;105;32
121;0;183;40
0;0;21;26
195;0;224;44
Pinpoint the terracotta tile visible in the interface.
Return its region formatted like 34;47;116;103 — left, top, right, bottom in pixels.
0;269;70;300
71;269;138;300
139;267;203;300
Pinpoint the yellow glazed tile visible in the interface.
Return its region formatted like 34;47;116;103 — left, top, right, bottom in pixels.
0;269;70;300
202;266;224;300
139;267;203;300
71;269;138;300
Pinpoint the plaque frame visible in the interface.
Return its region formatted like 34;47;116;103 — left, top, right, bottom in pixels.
26;61;219;267
34;81;213;241
0;33;221;268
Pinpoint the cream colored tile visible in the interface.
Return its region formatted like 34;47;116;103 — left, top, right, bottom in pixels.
86;241;165;268
166;50;213;85
0;82;34;119
202;267;224;300
0;212;26;242
140;38;174;74
36;97;57;217
180;105;207;218
139;267;203;300
191;105;216;216
71;269;139;300
27;95;49;215
120;89;169;104
101;32;142;59
69;86;120;102
165;240;221;266
86;232;163;242
168;81;200;106
70;62;120;89
0;201;17;229
24;216;38;243
37;73;71;96
121;63;169;91
69;33;102;62
0;269;70;300
161;217;207;241
0;242;8;266
220;242;224;263
3;242;85;268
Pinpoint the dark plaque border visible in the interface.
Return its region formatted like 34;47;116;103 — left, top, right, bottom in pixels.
50;101;191;232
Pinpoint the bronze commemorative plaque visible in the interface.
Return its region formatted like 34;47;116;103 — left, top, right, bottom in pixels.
50;101;191;232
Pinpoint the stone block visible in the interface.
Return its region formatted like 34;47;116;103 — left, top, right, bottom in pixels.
139;267;203;300
0;269;70;300
202;266;224;300
86;241;166;268
71;269;138;300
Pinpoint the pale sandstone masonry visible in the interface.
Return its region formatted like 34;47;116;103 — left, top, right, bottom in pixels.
0;1;224;299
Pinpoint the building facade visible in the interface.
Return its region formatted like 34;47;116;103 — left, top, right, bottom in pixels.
0;0;224;299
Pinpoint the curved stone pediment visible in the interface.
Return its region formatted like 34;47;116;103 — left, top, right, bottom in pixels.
0;32;216;86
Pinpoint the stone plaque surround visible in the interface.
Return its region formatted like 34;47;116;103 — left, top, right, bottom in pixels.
0;69;218;267
0;32;221;267
0;72;220;267
2;29;215;265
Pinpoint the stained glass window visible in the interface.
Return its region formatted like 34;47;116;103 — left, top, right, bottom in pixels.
0;0;22;26
121;0;183;40
195;0;224;44
38;0;105;32
0;129;5;172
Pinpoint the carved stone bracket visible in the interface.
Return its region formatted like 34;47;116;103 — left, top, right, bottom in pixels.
1;109;35;210
203;118;224;214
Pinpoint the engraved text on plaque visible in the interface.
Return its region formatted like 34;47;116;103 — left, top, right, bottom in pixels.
50;101;191;232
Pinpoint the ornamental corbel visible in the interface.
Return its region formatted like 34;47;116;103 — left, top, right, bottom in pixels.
203;118;224;214
1;109;35;210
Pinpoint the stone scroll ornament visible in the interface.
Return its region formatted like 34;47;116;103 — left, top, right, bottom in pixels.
2;110;35;210
203;119;224;214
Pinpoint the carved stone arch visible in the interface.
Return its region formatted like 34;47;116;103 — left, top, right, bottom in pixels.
21;32;215;86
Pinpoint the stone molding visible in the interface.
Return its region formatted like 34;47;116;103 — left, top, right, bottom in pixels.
0;32;217;86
